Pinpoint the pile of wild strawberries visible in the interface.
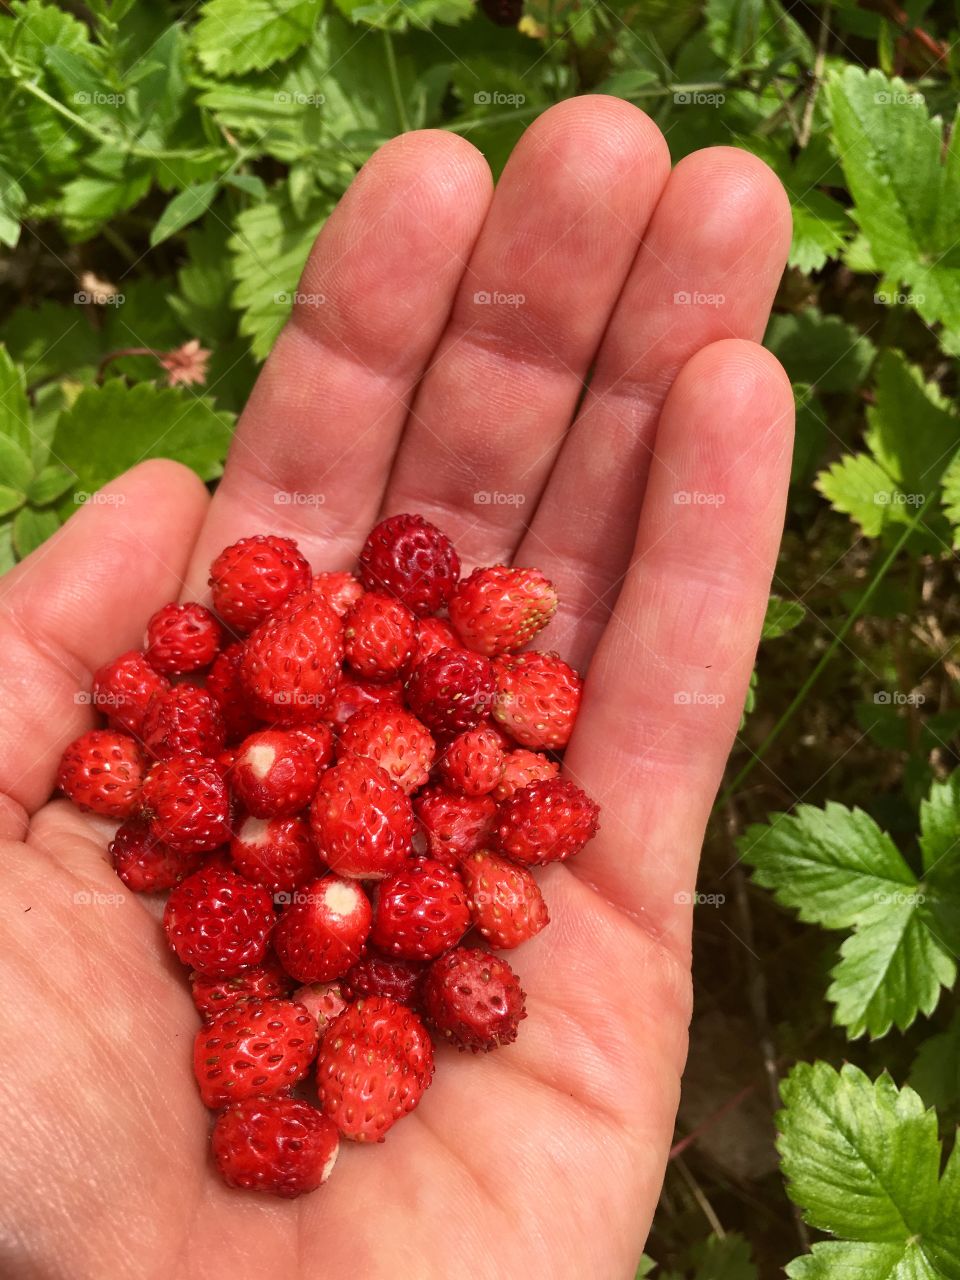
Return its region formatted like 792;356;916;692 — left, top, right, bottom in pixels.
56;515;600;1198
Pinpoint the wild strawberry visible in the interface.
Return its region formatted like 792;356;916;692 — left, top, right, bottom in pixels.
406;648;495;737
109;816;201;892
212;1097;339;1198
206;643;261;742
493;748;559;801
449;565;557;657
209;535;312;633
492;651;582;749
140;754;231;854
322;674;404;729
230;813;320;894
311;758;413;879
140;685;225;761
423;947;526;1052
316;996;433;1141
191;954;295;1022
413;785;497;865
57;729;144;818
342;954;424;1006
164;863;275;977
230;729;318;818
289;722;335;770
241;593;343;723
413;617;462;667
310;570;364;618
292;981;348;1028
371;858;471;961
91;649;168;736
145;602;223;675
273;877;372;983
193;998;318;1107
460;850;549;948
343;591;416;681
358;513;460;618
436;726;505;796
497;777;600;865
337;706;435;794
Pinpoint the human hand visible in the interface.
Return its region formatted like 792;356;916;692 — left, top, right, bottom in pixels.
0;96;792;1279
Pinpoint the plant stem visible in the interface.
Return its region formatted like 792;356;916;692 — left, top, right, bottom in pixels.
718;490;939;805
383;32;411;134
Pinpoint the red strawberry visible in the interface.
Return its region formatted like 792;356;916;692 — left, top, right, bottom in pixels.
190;954;295;1022
57;729;143;818
109;816;201;892
497;777;600;865
322;674;404;730
342;954;424;1006
164;863;275;977
449;565;557;656
413;617;462;667
206;643;261;742
405;647;495;737
91;649;168;736
209;535;312;633
460;850;549;948
292;981;348;1028
212;1097;339;1198
311;758;413;880
492;651;582;749
413;785;497;865
230;813;320;894
310;571;364;618
492;748;559;801
230;729;318;818
145;602;223;675
193;998;318;1107
273;876;372;983
316;996;433;1141
289;722;335;770
371;858;471;961
423;947;526;1051
241;593;343;723
140;754;231;854
358;513;460;618
343;592;416;680
337;706;435;795
436;725;505;797
141;685;225;761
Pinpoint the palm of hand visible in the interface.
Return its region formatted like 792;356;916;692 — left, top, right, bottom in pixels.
0;98;792;1280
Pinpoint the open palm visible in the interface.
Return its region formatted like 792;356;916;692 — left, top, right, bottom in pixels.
0;97;793;1280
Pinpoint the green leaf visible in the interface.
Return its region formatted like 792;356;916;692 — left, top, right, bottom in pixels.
0;163;26;248
26;466;75;507
333;0;473;29
0;303;101;388
150;180;219;247
11;506;60;558
706;0;813;70
744;138;852;272
0;486;25;518
635;1257;656;1279
229;187;329;359
762;595;806;640
816;452;905;536
941;452;960;547
741;791;960;1037
51;381;234;493
689;1233;758;1279
780;1063;960;1278
764;308;876;393
60;163;152;239
909;1012;960;1116
194;0;322;77
0;345;32;451
0;521;15;574
0;434;34;492
828;67;960;353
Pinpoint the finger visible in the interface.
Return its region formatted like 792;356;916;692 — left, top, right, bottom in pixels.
518;148;791;667
381;96;671;566
562;339;793;956
0;461;209;834
182;132;493;596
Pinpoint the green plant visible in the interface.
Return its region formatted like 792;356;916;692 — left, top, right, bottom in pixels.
2;0;960;1272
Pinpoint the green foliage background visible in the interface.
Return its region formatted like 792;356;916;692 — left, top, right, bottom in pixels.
1;0;960;1273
